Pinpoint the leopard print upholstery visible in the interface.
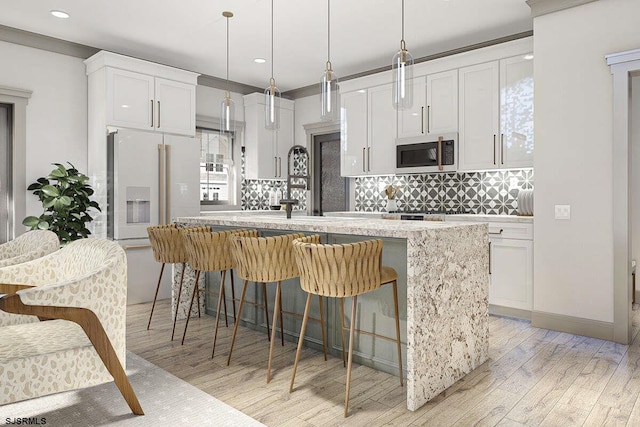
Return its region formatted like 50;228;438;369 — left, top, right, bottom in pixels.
0;238;127;405
0;230;59;268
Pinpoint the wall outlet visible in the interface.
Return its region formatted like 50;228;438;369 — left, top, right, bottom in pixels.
555;204;571;220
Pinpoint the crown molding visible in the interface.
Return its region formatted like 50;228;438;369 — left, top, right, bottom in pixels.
526;0;599;17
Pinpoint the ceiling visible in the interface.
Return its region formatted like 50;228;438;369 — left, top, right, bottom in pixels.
1;0;533;92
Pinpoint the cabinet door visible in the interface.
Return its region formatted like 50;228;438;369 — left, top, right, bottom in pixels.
275;107;295;178
368;84;397;175
490;238;533;310
458;61;500;171
340;90;367;176
107;68;154;130
397;77;426;138
500;55;534;168
427;69;458;135
243;102;278;180
155;78;196;136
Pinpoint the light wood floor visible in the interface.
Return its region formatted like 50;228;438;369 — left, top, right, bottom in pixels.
127;300;640;426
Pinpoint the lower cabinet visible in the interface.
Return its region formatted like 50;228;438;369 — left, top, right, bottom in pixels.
489;235;533;311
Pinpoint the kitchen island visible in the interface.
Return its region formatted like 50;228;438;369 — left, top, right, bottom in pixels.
173;214;489;411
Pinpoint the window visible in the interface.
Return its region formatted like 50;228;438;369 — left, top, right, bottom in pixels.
196;127;234;205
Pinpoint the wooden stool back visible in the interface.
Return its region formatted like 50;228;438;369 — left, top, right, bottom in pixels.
182;228;258;273
292;235;383;298
230;233;305;283
147;224;208;264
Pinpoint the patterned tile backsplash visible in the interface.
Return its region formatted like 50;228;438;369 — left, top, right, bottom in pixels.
355;169;534;215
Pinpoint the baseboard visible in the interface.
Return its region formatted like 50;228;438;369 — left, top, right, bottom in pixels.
489;304;531;321
531;310;614;341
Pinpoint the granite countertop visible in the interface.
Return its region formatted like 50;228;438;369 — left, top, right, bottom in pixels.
177;214;482;239
324;211;533;224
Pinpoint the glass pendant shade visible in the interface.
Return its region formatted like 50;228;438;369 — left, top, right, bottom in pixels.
265;78;280;130
220;93;235;133
320;64;339;122
392;44;414;110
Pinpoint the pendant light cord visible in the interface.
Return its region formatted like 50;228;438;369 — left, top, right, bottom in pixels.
271;0;274;81
226;16;230;92
327;0;331;64
402;0;405;41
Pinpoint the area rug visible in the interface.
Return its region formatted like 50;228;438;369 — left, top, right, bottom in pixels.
0;352;265;426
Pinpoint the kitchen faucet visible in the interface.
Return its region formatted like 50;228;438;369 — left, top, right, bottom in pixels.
280;145;310;219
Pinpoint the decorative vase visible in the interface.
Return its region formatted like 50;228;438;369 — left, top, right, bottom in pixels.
386;199;397;212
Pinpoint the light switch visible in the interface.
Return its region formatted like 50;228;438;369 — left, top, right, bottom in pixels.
555;205;571;220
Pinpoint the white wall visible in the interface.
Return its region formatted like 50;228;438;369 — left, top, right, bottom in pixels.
0;41;87;221
533;0;640;323
196;85;245;124
294;93;322;148
632;75;640;290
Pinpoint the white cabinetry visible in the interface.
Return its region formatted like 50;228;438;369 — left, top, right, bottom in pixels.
243;93;295;180
89;53;197;136
397;70;458;139
341;84;396;177
458;55;533;171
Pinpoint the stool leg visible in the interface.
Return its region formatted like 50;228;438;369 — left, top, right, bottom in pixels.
196;281;201;318
345;295;358;418
279;285;285;347
147;263;165;330
181;270;201;345
392;280;404;386
263;282;271;342
267;281;281;383
171;263;187;341
339;298;347;367
221;271;229;327
227;279;249;366
318;295;327;361
289;292;313;393
212;270;227;358
230;269;237;322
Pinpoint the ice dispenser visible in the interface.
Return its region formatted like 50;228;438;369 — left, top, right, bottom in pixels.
126;186;151;224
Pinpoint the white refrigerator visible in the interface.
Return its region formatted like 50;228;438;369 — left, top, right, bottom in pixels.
107;128;200;304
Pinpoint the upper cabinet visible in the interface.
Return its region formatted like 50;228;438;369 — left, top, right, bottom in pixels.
243;93;295;180
458;55;534;171
397;70;458;138
85;51;198;136
341;84;396;177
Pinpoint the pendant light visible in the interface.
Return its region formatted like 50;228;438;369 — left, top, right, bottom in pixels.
265;0;280;130
320;0;338;122
220;11;235;133
392;0;413;110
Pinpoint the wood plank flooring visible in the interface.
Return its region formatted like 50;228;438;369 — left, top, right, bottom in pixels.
127;300;640;426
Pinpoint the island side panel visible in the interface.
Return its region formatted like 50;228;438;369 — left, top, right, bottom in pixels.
406;223;489;411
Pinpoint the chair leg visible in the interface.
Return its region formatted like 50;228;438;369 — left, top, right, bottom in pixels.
318;295;327;361
267;281;281;383
171;263;187;341
212;270;227;358
279;285;285;347
221;271;229;327
227;279;249;366
345;295;358;418
196;281;201;319
263;282;271;341
181;270;201;345
289;292;313;393
147;263;165;330
339;298;347;367
392;280;404;387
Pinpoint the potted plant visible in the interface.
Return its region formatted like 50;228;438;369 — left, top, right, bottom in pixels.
22;163;101;245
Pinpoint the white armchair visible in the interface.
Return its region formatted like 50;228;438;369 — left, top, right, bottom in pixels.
0;230;59;268
0;238;143;415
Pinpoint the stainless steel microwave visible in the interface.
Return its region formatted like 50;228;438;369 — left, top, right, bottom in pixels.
395;133;458;174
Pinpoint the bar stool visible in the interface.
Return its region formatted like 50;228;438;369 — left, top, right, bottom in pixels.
180;228;258;353
290;235;403;418
146;224;209;340
227;232;328;383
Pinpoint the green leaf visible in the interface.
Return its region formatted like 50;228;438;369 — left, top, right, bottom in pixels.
43;198;56;208
59;195;73;206
22;216;40;228
27;182;42;191
37;221;50;230
41;185;60;197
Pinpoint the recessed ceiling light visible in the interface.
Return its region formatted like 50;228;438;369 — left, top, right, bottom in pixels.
523;54;534;60
50;10;70;19
253;58;266;64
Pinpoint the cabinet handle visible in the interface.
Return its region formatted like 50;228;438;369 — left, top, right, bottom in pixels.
157;101;161;128
489;242;492;275
427;105;431;133
421;106;424;134
488;228;504;235
362;148;366;173
150;100;154;127
437;136;443;171
493;134;497;165
278;157;282;177
367;147;371;172
158;144;165;224
501;133;504;165
274;157;278;177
